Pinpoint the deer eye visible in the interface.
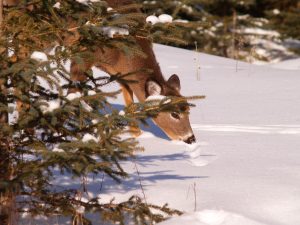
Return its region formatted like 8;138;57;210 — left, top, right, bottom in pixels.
171;112;180;120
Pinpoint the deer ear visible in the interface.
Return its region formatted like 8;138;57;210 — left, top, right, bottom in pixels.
167;74;181;91
145;79;162;97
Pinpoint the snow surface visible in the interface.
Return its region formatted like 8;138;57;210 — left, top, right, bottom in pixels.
21;44;300;225
270;58;300;71
159;210;266;225
97;44;300;225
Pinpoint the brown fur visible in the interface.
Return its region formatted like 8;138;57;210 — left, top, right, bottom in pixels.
4;0;196;142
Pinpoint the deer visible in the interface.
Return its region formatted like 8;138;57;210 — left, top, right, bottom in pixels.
2;0;196;144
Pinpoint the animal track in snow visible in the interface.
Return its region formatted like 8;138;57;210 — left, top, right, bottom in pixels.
192;124;300;135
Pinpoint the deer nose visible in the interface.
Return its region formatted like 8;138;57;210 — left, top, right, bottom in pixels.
184;135;196;144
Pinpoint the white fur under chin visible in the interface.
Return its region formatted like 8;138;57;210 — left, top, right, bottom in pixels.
145;95;166;101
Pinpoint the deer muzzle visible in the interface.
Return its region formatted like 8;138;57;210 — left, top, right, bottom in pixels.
184;134;196;144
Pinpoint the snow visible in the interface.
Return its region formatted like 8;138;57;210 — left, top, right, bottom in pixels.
53;2;60;9
31;51;48;62
82;133;98;142
146;15;160;25
40;99;61;113
66;92;82;101
242;28;280;37
21;44;300;225
174;19;189;23
52;147;64;152
80;100;93;112
158;14;173;23
76;0;100;4
273;9;280;15
107;7;113;12
145;95;166;101
270;58;300;70
101;26;129;38
160;210;267;225
95;44;300;225
119;110;125;115
146;14;174;24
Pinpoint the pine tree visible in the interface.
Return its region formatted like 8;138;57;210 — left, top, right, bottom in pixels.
140;0;300;61
0;1;188;224
263;1;300;39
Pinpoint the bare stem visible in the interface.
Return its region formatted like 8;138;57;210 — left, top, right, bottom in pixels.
193;182;197;212
194;41;201;81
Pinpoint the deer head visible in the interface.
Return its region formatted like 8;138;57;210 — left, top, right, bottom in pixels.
145;74;196;144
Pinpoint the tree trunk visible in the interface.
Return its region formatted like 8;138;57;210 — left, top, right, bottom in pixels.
0;3;16;224
0;148;16;225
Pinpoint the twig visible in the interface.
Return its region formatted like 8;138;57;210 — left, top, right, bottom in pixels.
133;159;155;224
194;41;201;80
193;182;197;211
133;160;148;204
99;172;105;193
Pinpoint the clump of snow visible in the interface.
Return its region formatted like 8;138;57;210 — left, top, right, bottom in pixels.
107;7;113;12
8;103;18;125
76;0;100;4
80;100;93;112
146;15;160;25
52;147;64;152
182;4;193;14
91;119;99;125
119;110;125;116
146;14;174;24
40;99;61;113
82;134;98;142
100;26;129;38
31;51;48;62
66;92;82;101
158;14;173;23
237;14;250;20
88;90;96;96
174;19;189;23
242;28;280;37
273;9;280;15
144;0;157;5
53;2;60;9
74;195;89;214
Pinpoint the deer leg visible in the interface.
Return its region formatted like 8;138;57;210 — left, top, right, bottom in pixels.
121;84;142;137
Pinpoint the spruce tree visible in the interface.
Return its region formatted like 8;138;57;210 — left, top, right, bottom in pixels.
0;1;189;224
140;0;300;61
